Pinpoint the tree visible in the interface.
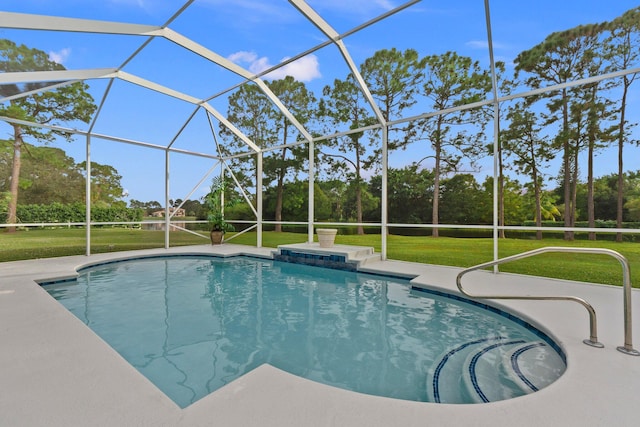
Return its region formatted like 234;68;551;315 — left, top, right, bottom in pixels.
0;140;83;204
480;176;527;227
523;185;562;223
77;161;126;207
369;166;433;224
604;7;640;241
0;191;10;220
360;48;424;150
489;62;516;238
624;171;640;221
319;74;377;234
342;179;379;226
317;178;347;222
560;23;614;240
311;182;333;222
264;76;315;232
0;141;126;209
439;174;485;225
181;199;205;218
578;171;640;222
221;82;273;205
320;48;426;234
515;24;605;240
0;39;96;232
418;51;492;236
568;78;614;239
501;102;556;239
222;79;315;231
129;199;156;216
263;179;332;224
622;171;640;222
129;200;165;217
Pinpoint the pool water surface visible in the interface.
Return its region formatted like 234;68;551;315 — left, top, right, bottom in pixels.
43;255;565;408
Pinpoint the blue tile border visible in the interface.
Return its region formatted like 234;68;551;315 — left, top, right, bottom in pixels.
510;342;547;392
274;250;355;271
38;277;78;286
36;253;245;286
431;336;505;403
73;253;228;273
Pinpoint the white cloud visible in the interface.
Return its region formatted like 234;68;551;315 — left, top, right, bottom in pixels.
228;51;321;82
49;48;72;64
227;51;258;64
266;56;322;82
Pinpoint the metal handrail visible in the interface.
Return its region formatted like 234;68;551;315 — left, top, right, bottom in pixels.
456;246;639;356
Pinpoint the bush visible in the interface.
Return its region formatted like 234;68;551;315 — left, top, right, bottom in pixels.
522;220;640;229
14;202;143;227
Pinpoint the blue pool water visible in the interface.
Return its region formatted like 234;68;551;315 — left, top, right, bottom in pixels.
43;256;565;408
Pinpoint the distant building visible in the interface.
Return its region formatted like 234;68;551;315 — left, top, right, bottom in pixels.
151;207;186;217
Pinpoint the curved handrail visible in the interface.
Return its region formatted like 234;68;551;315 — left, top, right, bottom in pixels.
456;246;639;356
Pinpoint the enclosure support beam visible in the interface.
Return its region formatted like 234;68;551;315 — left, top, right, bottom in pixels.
85;135;91;256
308;139;315;243
0;11;162;35
381;125;388;260
164;150;171;249
484;0;500;272
257;152;263;248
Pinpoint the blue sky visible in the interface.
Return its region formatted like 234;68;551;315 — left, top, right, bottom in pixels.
1;0;639;205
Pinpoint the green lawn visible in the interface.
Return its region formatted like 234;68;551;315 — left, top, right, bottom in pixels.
0;228;208;260
1;227;638;287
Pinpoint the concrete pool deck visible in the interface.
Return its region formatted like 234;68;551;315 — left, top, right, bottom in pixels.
1;244;639;426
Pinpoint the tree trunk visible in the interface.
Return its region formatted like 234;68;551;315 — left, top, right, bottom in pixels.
6;126;23;233
534;173;543;241
587;123;596;241
432;157;440;237
570;146;579;239
356;181;364;235
498;143;505;239
274;148;287;233
587;84;597;241
432;120;442;238
616;81;629;243
274;174;284;232
561;89;574;241
354;138;364;236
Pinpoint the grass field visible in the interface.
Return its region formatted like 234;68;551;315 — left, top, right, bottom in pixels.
1;227;638;287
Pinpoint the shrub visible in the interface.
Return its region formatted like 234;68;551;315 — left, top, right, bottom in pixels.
14;203;143;227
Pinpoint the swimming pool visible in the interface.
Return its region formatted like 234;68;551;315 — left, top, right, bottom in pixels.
43;255;566;408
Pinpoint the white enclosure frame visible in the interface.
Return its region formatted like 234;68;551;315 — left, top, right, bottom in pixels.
1;0;638;261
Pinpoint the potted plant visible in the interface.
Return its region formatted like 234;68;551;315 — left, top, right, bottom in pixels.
204;176;238;244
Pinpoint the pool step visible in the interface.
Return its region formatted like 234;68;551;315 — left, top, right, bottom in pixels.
273;243;380;271
462;339;529;403
500;341;566;395
426;337;506;404
427;339;566;404
353;252;382;266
